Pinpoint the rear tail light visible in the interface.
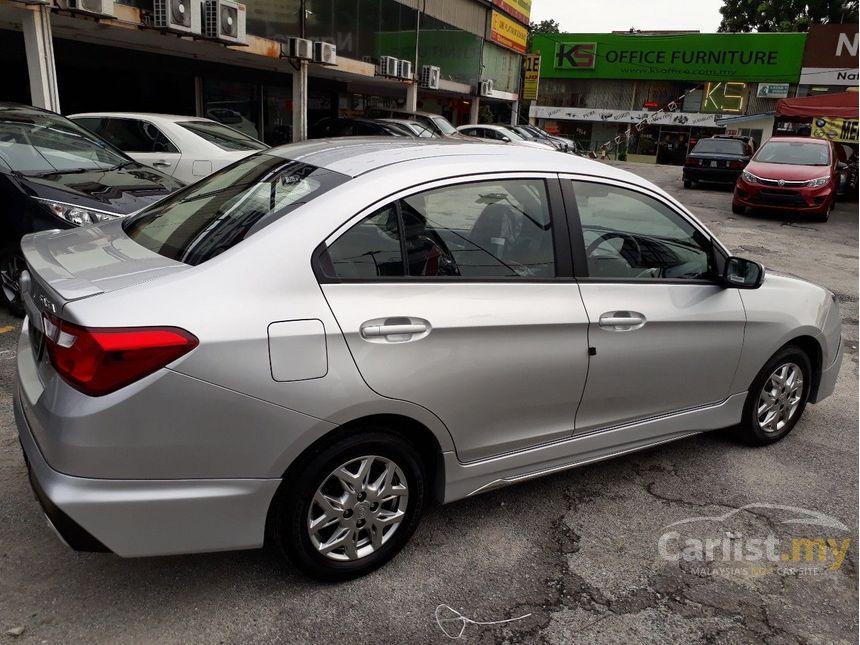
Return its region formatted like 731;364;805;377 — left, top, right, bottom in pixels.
728;160;746;169
42;315;198;396
684;158;701;166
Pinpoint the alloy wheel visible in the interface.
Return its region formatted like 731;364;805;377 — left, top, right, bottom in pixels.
307;455;409;562
757;362;804;433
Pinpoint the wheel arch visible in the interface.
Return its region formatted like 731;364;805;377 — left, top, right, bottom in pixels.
782;335;823;401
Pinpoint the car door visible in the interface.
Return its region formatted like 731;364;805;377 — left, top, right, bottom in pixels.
99;118;182;176
317;175;590;462
562;177;746;433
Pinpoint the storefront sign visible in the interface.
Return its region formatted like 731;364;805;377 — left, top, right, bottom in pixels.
534;33;806;82
529;104;726;128
756;83;790;98
522;53;541;101
811;116;859;142
492;0;531;25
490;10;528;54
800;24;858;85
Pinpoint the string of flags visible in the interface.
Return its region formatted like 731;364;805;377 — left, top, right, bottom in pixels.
598;85;705;153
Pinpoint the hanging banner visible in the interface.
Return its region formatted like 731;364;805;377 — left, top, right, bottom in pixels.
811;116;859;142
490;10;528;54
522;53;541;101
492;0;531;25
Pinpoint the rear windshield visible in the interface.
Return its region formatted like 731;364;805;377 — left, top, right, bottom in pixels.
178;120;268;151
692;139;745;155
755;141;830;166
123;155;348;265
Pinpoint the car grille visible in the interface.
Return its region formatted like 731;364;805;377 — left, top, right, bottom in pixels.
752;189;805;206
757;177;807;187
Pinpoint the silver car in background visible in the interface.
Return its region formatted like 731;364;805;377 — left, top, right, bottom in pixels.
14;140;843;580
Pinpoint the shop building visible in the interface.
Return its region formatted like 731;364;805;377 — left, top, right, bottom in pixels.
798;23;859;96
0;0;529;144
528;31;808;163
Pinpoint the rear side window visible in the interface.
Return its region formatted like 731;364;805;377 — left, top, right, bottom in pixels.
178;120;267;151
320;179;556;279
76;118;179;154
124;155;348;265
692;139;745;155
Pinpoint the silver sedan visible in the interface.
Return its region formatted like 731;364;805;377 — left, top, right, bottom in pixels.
14;139;843;580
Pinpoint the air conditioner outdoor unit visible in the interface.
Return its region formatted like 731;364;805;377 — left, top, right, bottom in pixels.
361;55;374;65
203;0;246;44
378;56;399;77
420;65;440;89
313;41;337;65
480;79;494;97
153;0;201;35
284;36;313;60
59;0;115;17
397;59;413;80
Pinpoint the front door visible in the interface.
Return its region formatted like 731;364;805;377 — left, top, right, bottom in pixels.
318;176;589;462
563;178;746;433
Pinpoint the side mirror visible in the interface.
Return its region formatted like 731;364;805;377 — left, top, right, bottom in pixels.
722;256;764;289
501;136;511;143
837;161;848;171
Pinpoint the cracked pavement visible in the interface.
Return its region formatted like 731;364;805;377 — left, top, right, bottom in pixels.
0;161;857;644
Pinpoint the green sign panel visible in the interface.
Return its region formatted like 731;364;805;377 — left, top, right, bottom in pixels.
533;32;806;82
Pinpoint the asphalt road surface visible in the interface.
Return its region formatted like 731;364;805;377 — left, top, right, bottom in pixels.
1;160;857;644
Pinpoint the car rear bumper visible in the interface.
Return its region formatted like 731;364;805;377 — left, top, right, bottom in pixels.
15;388;280;557
683;167;742;183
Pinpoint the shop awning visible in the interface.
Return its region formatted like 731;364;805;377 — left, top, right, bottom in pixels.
775;92;859;118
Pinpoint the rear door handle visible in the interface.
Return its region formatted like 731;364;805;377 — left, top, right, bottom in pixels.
362;323;427;338
598;311;646;331
152;160;172;167
360;317;431;342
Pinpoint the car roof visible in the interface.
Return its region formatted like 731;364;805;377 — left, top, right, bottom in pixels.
68;112;205;122
269;138;638;179
764;136;831;145
457;124;509;131
0;103;57;117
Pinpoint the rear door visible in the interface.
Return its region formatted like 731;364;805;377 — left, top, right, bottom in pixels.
317;175;589;462
563;178;746;433
87;118;182;176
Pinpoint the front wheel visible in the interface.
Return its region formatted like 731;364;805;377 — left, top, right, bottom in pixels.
737;346;812;446
267;429;426;581
731;201;746;215
0;246;26;318
813;200;832;223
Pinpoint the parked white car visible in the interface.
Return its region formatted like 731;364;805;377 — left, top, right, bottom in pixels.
69;113;268;184
456;124;558;150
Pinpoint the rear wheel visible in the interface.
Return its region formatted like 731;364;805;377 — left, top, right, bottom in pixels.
737;346;811;446
0;246;26;318
683;179;692;189
268;429;426;581
731;201;746;215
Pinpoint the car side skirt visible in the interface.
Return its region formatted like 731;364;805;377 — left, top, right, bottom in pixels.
442;392;747;503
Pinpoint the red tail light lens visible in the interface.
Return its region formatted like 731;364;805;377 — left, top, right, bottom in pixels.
728;160;746;169
43;316;198;396
684;158;700;166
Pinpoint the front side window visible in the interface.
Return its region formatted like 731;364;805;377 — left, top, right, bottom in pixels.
572;181;713;281
124;155;349;265
321;179;555;279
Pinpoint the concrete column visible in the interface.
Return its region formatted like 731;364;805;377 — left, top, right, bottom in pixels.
510;100;519;125
22;4;60;111
405;82;418;113
291;59;308;142
469;97;480;124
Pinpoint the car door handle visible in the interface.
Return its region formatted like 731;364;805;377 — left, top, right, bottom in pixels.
152;160;172;167
598;311;646;331
361;323;427;338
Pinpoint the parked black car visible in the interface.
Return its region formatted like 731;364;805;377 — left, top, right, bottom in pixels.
683;136;753;188
0;103;183;316
365;108;466;138
308;117;415;139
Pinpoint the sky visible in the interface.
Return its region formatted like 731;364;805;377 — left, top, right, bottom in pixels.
529;0;725;33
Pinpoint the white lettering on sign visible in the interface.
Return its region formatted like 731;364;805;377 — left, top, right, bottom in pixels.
836;32;859;57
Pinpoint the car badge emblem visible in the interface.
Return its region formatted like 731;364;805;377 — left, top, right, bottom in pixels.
778;179;785;186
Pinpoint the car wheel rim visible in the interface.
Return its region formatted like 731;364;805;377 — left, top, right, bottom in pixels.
757;362;804;433
307;455;409;562
0;255;23;304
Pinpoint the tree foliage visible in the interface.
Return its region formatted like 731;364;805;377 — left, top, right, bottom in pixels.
718;0;858;32
529;19;561;34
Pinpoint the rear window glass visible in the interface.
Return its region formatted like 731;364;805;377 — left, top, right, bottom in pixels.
692;139;745;155
178;120;267;151
123;155;348;265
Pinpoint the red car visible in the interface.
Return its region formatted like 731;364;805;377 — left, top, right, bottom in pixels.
732;137;845;222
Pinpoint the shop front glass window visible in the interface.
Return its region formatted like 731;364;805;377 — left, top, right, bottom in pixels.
203;79;261;140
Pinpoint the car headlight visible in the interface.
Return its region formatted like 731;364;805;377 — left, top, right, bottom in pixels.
806;176;830;187
741;170;758;183
35;199;120;226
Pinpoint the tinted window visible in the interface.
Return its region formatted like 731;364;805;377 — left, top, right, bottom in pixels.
572;181;713;281
755;141;830;166
692;139;745;155
322;179;555;279
178;120;267;151
124;155;348;265
0;111;127;174
79;118;179;154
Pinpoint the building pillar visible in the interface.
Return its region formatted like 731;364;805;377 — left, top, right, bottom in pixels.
510;100;519;125
469;97;480;124
22;4;60;111
405;82;418;113
292;59;308;142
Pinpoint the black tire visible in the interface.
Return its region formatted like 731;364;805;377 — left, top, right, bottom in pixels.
683;179;692;189
737;346;812;446
813;200;832;223
267;429;426;581
731;201;746;215
0;246;26;318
